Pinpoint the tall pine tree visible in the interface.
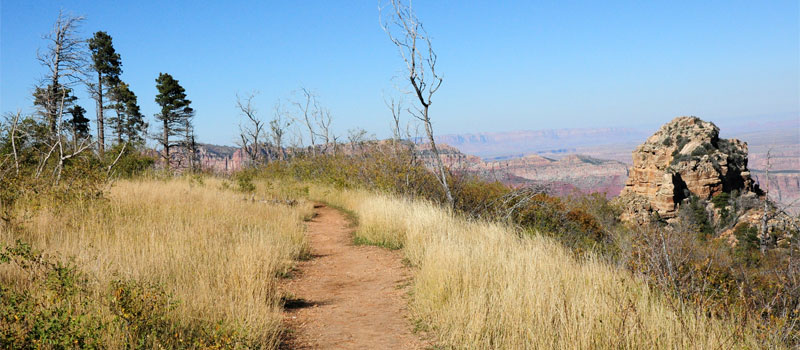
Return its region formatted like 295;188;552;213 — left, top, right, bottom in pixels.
154;73;193;170
109;81;146;145
88;31;121;155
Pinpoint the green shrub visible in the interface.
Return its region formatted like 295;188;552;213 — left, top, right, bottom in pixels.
711;192;730;209
451;175;510;216
690;144;709;157
732;223;760;266
105;143;155;178
686;196;713;239
0;239;250;349
258;144;445;202
110;280;244;349
0;241;104;349
234;171;256;193
671;153;694;165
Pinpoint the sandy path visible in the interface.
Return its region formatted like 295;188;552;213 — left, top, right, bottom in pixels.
281;204;426;349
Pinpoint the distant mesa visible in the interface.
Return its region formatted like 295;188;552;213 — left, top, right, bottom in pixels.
618;116;762;223
434;127;648;159
414;142;629;197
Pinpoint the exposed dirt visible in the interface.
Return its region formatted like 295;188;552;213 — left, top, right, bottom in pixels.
280;204;427;349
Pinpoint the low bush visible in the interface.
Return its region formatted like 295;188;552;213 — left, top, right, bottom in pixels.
733;223;760;266
110;280;244;349
0;240;104;349
104;143;155;178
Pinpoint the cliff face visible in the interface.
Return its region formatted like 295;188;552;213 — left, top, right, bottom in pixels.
416;143;629;197
483;154;628;196
619;116;760;220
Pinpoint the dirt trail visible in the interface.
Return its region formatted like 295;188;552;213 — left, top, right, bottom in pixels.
281;204;426;349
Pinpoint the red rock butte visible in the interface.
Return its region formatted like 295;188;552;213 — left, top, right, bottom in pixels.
619;116;760;221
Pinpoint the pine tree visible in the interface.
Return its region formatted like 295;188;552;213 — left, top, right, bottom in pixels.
88;31;122;154
123;95;147;146
109;81;146;145
154;73;194;170
66;104;90;141
33;84;77;129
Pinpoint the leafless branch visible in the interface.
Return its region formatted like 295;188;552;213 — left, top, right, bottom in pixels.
106;142;127;176
235;91;267;165
382;0;453;205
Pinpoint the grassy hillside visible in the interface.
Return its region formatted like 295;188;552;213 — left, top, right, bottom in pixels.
307;184;774;349
1;177;312;348
1;169;791;348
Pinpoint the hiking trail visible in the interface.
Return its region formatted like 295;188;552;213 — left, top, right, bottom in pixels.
281;204;427;349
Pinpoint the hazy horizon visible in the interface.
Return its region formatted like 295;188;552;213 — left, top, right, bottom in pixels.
2;1;798;146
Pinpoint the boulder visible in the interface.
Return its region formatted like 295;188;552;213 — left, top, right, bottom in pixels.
618;116;760;220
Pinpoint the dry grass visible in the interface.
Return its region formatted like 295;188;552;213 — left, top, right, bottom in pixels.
309;185;775;349
0;177;313;348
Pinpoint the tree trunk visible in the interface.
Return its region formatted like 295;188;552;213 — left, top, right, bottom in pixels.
761;200;769;254
760;153;771;254
163;118;170;171
97;74;105;155
115;110;123;145
422;105;453;206
49;42;62;134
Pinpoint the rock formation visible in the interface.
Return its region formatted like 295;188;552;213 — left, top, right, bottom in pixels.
415;143;629;197
619;116;760;222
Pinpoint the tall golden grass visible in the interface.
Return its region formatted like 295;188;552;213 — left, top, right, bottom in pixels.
309;185;775;349
1;177;312;348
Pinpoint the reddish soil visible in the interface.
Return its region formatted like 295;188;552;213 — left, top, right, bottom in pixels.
281;204;427;349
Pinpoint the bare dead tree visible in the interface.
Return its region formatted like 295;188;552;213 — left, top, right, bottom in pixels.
331;133;341;155
36;10;86;135
288;125;305;152
381;0;453;206
761;149;773;254
347;127;369;152
179;117;199;172
9;111;21;175
292;88;319;155
106;142;127;176
270;101;291;160
235;91;266;166
384;94;404;145
315;107;333;153
755;148;800;255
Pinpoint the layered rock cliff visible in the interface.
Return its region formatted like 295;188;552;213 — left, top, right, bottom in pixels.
619;116;761;221
415;143;628;197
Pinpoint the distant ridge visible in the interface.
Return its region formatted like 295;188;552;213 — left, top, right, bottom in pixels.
434;127;648;159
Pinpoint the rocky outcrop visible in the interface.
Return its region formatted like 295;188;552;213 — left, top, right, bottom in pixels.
619;116;761;221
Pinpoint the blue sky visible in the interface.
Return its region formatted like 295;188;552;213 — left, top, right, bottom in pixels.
2;0;798;146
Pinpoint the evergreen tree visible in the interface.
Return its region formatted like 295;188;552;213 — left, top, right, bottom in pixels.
109;81;146;145
66;104;90;141
122;94;147;146
154;73;193;170
33;84;77;130
88;31;122;154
